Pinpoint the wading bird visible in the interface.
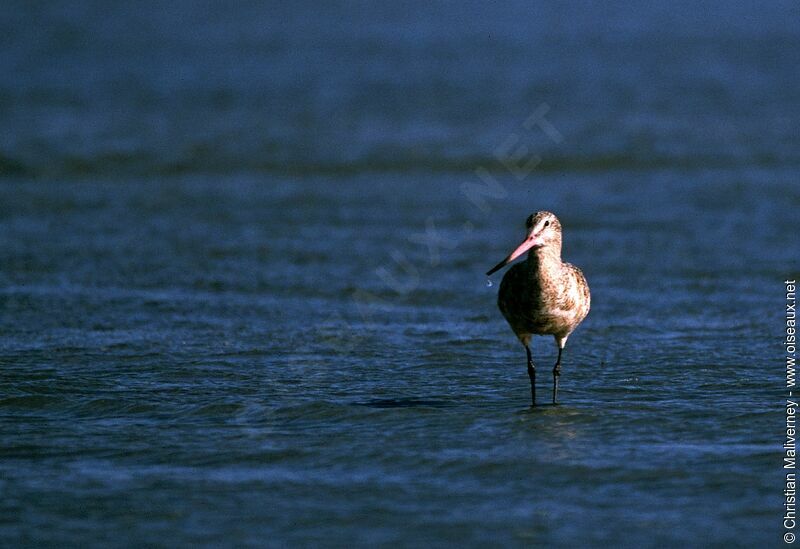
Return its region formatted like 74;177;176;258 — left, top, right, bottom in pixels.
486;211;590;406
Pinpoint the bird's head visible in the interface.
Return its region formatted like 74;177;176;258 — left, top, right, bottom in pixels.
486;211;562;276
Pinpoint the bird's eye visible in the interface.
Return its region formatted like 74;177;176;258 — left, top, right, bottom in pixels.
544;220;550;227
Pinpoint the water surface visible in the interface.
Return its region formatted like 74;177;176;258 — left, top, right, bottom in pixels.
1;1;798;547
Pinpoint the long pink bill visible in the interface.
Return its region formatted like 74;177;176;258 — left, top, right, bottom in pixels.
486;234;541;276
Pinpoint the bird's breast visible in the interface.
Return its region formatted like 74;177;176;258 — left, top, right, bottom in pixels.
497;260;589;336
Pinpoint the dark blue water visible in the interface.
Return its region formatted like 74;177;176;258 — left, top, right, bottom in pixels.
1;2;798;547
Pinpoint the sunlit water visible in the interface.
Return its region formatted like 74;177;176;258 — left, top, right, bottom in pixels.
1;1;799;547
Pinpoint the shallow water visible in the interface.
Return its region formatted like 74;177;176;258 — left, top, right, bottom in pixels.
1;2;799;547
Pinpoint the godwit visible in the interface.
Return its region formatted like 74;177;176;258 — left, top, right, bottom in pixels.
486;211;590;406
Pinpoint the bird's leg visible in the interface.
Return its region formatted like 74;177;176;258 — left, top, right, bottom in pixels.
526;345;536;406
552;346;563;404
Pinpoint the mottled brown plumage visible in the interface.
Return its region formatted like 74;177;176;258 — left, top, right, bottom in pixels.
486;211;590;405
